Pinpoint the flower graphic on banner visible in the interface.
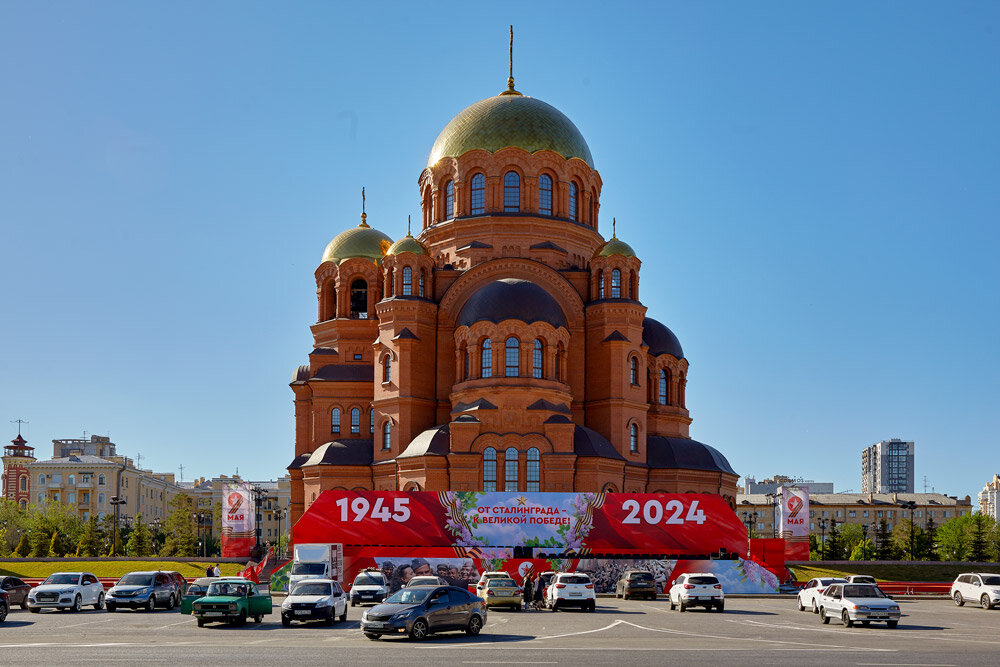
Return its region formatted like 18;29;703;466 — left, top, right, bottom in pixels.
439;491;487;547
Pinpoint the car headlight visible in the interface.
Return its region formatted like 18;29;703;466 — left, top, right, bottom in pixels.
315;598;331;608
378;587;387;594
229;603;238;611
61;589;75;595
889;606;900;611
361;611;368;621
391;610;411;621
281;600;292;609
856;605;869;611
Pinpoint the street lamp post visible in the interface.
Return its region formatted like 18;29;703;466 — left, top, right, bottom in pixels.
276;507;287;557
742;511;758;538
765;492;779;538
109;496;127;555
151;518;162;553
900;501;917;560
818;519;828;560
861;523;869;560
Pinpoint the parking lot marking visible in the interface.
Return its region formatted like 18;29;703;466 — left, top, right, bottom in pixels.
54;616;120;630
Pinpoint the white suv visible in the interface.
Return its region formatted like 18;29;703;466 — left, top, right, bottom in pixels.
796;577;847;613
668;573;724;612
950;573;1000;609
546;572;596;612
475;571;512;598
28;572;105;612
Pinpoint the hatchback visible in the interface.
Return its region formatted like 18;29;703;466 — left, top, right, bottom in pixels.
361;585;487;640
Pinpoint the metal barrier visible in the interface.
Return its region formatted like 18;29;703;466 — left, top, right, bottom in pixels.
791;580;952;595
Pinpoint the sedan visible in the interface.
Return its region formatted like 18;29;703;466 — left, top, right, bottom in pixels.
818;583;900;628
0;576;31;610
796;577;847;613
361;585;487;641
0;589;8;623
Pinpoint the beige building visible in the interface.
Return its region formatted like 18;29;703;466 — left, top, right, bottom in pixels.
978;474;1000;520
180;474;291;548
26;435;186;525
736;492;973;538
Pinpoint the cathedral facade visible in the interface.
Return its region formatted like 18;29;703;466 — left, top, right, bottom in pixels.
288;76;738;525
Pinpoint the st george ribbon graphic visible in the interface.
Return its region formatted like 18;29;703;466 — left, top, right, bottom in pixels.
221;483;256;557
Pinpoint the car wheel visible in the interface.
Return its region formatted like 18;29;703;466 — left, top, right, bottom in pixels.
954;591;964;606
820;607;829;624
887;620;898;629
281;616;291;627
587;601;596;612
255;615;263;624
796;596;804;612
94;593;105;611
364;632;380;641
669;598;676;610
842;609;853;628
982;594;993;610
106;602;117;613
20;599;29;610
237;610;247;626
350;600;356;607
466;614;483;636
811;599;818;614
0;603;8;623
72;595;82;613
409;618;428;640
339;610;347;622
552;601;559;612
146;596;156;612
166;594;176;610
679;601;686;613
716;603;724;613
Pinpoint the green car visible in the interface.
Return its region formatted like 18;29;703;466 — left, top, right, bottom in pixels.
180;577;217;615
191;578;272;626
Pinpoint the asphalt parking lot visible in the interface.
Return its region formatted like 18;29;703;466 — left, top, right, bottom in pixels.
2;596;999;665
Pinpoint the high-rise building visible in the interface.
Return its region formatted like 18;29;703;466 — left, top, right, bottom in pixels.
861;439;914;493
978;474;1000;520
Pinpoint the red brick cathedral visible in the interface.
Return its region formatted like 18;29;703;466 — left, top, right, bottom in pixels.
288;73;738;524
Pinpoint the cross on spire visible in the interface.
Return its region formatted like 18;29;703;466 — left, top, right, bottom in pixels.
407;214;412;237
10;419;28;436
360;186;369;227
502;26;520;95
612;217;617;238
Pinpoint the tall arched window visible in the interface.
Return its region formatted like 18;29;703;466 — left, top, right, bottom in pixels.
629;357;639;385
331;408;341;433
370;408;375;434
98;474;106;485
350;278;368;318
611;269;621;298
38;473;45;486
505;337;519;376
504;171;520;212
402;266;412;296
387;268;394;297
569;182;578;221
444;180;454;219
470;173;485;215
630;423;639;453
538;174;553;215
659;369;668;405
504;447;519;491
532;339;543;378
69;474;75;485
483;447;497;491
350;408;360;434
526;448;540;492
383;355;392;383
481;339;493;378
382;422;392;450
418;270;425;297
19;476;27;491
598;270;605;298
98;493;105;505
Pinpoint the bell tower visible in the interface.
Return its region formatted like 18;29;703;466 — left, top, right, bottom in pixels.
3;425;35;507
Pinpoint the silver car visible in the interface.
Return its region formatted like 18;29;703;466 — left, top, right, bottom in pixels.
817;583;901;628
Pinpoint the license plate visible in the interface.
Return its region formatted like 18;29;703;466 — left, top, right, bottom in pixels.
366;622;385;628
295;610;311;615
361;594;372;598
569;593;582;597
205;612;224;617
870;615;887;619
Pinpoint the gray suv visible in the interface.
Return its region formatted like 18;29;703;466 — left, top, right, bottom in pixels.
107;571;180;612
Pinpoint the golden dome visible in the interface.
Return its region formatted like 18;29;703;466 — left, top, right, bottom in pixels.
428;92;594;168
594;237;636;259
321;222;393;265
387;234;427;256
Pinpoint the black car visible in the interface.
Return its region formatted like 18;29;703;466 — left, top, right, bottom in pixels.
360;585;487;641
0;576;31;610
615;570;657;600
0;589;9;623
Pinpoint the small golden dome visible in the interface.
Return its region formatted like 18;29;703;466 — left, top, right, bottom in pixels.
428;93;593;168
594;237;636;259
321;223;393;265
387;234;427;256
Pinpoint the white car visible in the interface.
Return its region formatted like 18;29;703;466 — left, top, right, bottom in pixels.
817;582;900;628
475;571;512;598
668;573;724;612
28;572;105;613
407;576;448;587
950;573;1000;609
349;570;389;606
281;579;348;626
796;577;847;613
545;572;596;612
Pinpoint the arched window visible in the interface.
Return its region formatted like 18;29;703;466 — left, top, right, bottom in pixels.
98;474;105;486
68;492;75;504
481;339;493;378
659;369;668;405
505;447;519;491
470;173;485;215
569;182;578;221
370;409;375;434
630;271;637;299
331;408;341;433
532;339;543;378
630;423;639;453
526;448;540;492
444;180;454;219
505;337;519;377
483;447;497;492
383;355;392;383
402;266;412;296
555;345;562;382
69;474;75;485
504;171;520;212
611;269;621;298
418;270;425;297
629;357;639;385
19;476;27;491
382;422;392;450
350;278;368;318
350;408;360;434
538;174;553;215
38;473;45;486
387;268;394;297
598;270;605;299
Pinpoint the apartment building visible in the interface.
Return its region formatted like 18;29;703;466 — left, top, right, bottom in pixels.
862;439;915;493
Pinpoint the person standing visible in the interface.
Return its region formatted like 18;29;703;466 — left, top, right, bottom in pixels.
213;563;221;577
205;564;214;577
534;575;546;610
522;574;533;611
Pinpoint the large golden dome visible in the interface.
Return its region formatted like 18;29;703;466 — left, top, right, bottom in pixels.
321;221;392;265
428;91;594;168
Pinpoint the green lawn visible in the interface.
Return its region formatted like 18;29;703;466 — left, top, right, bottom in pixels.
0;560;245;579
790;563;1000;582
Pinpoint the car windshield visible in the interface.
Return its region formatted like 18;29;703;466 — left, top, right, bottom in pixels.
43;574;80;585
844;585;886;598
354;574;384;586
118;574;154;586
291;562;326;575
490;578;516;587
851;576;876;583
409;577;439;586
560;576;591;585
688;576;719;585
291;582;331;596
186;585;206;595
629;573;654;581
981;575;1000;586
385;588;432;604
207;582;248;597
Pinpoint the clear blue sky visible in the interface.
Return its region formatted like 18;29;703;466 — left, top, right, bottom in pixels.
2;2;997;498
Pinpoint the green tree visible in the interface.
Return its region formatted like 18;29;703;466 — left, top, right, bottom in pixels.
825;520;844;560
14;532;30;556
850;538;875;561
924;515;939;561
891;520;925;560
874;518;893;560
77;516;102;557
126;514;154;556
936;515;971;561
30;525;51;557
47;530;62;557
160;494;197;556
808;534;820;560
0;527;9;557
969;512;990;562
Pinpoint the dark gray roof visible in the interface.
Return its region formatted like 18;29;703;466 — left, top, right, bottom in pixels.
393;328;420;341
458;241;492;251
453;398;498;412
573;426;626;461
286;453;310;470
647;436;736;475
530;241;567;253
310;347;338;356
301;440;374;467
526;399;572;414
313;364;374;382
642;317;684;359
398;425;451;458
544;414;573;424
293;365;310;383
457;279;567;329
603;330;629;343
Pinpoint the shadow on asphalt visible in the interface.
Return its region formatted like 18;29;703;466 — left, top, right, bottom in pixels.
714;610;778;616
374;632;532;644
1;620;33;627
